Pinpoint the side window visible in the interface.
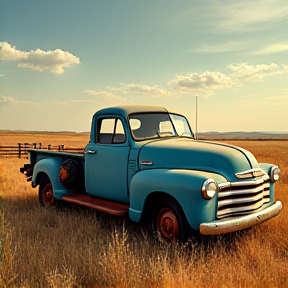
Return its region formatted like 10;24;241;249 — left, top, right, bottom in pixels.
97;118;126;144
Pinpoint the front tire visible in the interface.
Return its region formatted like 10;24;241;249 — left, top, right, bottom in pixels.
152;197;191;243
39;175;58;207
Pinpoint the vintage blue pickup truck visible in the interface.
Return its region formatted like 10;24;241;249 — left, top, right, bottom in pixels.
20;106;282;242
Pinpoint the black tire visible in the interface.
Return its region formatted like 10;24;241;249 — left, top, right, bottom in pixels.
39;175;58;208
151;197;191;243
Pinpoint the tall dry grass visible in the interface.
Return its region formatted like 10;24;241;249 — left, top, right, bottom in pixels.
0;140;287;288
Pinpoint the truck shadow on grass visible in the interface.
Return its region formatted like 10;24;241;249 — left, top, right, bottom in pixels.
53;201;255;252
5;194;257;253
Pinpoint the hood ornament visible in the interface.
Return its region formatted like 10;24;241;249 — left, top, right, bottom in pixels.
236;168;266;179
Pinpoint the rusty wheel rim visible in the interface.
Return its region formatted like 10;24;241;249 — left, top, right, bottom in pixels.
42;183;55;207
157;207;179;242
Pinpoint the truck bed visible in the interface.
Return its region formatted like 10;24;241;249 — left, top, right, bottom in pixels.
28;149;84;167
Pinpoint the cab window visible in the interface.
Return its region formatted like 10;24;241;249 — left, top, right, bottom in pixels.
97;118;126;144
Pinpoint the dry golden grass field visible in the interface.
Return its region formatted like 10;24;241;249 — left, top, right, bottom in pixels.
0;131;287;288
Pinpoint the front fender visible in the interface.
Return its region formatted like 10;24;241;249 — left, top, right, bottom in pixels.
129;169;226;231
259;163;276;201
32;158;68;200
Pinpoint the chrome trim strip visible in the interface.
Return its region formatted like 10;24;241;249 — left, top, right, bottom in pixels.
218;175;270;190
84;150;97;154
217;197;270;217
218;182;270;198
140;161;153;165
230;178;264;187
218;192;270;209
236;168;267;179
218;182;231;189
200;201;282;235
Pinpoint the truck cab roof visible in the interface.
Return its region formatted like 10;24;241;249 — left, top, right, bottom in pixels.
93;105;170;119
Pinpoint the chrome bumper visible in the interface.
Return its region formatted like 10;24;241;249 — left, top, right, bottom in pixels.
200;201;282;235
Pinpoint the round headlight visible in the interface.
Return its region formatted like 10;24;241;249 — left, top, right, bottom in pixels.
270;166;280;182
201;179;218;200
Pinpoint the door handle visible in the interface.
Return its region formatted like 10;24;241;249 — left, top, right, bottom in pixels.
84;150;97;154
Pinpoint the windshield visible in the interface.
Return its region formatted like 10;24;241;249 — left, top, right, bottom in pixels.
129;113;194;141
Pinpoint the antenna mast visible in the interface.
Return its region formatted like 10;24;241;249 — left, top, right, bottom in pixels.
195;95;198;140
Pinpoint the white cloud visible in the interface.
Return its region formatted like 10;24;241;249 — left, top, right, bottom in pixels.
168;63;288;94
0;42;26;61
83;84;172;101
83;63;288;99
191;41;288;56
105;86;123;92
70;99;98;104
0;96;35;106
0;96;18;104
67;61;288;103
212;0;288;33
83;90;126;101
0;42;80;74
168;71;233;91
171;0;288;34
44;99;99;107
191;41;254;53
228;63;288;83
121;83;156;93
253;44;288;55
121;83;171;97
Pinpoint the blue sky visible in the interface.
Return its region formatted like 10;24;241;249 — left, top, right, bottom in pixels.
1;0;288;132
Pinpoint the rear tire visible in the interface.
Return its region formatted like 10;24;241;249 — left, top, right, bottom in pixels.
151;197;191;243
39;175;58;208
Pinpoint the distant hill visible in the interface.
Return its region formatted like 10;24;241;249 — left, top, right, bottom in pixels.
0;130;287;140
197;131;288;140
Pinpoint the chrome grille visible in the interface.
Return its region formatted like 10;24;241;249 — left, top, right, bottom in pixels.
217;174;271;219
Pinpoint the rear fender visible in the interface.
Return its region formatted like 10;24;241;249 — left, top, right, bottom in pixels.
129;169;226;231
32;158;68;200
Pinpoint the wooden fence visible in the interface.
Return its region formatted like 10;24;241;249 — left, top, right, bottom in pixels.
0;143;84;158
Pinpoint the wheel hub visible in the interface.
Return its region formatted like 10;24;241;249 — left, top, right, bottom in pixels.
158;209;179;240
162;215;174;235
42;184;55;206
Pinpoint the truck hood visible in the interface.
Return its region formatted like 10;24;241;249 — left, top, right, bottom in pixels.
138;138;260;182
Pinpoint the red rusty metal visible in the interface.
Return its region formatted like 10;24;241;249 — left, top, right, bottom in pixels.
59;159;83;189
62;194;129;216
41;183;56;207
157;207;179;242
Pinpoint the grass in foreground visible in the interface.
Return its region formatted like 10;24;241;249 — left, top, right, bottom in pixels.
0;140;288;288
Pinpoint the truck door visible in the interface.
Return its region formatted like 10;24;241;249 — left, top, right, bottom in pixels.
85;117;130;203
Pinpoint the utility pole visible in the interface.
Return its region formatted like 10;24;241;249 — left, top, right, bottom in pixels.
195;95;198;140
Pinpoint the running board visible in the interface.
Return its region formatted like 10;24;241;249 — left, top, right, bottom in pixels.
62;194;129;216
